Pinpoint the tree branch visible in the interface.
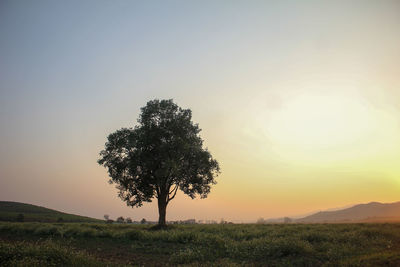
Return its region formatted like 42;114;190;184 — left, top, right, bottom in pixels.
167;184;179;203
169;184;178;195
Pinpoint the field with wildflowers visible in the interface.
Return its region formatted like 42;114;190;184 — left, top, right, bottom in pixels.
1;222;400;266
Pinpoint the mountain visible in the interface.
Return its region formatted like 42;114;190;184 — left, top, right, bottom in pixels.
295;201;400;223
0;201;102;223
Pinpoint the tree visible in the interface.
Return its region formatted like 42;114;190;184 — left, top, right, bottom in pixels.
98;99;220;226
116;216;125;223
126;217;132;223
257;218;266;224
104;214;109;221
283;217;292;224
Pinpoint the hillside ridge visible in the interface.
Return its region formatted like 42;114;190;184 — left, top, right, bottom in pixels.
0;201;101;223
296;201;400;223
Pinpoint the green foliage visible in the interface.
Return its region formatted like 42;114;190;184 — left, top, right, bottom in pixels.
1;222;400;265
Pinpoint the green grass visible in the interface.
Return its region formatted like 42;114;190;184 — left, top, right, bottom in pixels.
0;201;101;223
0;239;108;266
1;222;400;266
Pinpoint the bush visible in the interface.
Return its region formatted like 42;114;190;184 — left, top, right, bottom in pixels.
33;225;61;237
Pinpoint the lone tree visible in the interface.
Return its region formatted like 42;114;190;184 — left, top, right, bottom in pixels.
98;99;220;226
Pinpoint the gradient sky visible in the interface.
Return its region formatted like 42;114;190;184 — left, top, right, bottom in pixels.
1;0;400;222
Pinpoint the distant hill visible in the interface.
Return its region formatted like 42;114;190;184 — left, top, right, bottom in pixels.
295;201;400;223
0;201;102;223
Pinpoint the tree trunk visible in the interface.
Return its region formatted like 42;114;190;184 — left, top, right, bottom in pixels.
158;196;167;226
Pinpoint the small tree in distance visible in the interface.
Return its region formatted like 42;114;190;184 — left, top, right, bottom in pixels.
284;217;292;224
98;99;220;227
116;216;125;223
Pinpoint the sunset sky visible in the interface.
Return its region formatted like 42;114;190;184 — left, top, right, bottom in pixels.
1;0;400;222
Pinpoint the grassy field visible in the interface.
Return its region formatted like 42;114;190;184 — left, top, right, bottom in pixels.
0;201;102;223
1;222;400;266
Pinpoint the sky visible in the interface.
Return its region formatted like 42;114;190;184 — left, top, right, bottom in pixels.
1;0;400;223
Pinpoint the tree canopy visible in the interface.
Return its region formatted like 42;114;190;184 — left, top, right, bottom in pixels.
98;99;220;226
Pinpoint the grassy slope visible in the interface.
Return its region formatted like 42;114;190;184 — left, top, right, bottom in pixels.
0;201;102;223
1;222;400;266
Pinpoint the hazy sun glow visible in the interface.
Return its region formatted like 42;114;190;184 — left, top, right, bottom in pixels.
249;89;400;167
266;92;372;147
